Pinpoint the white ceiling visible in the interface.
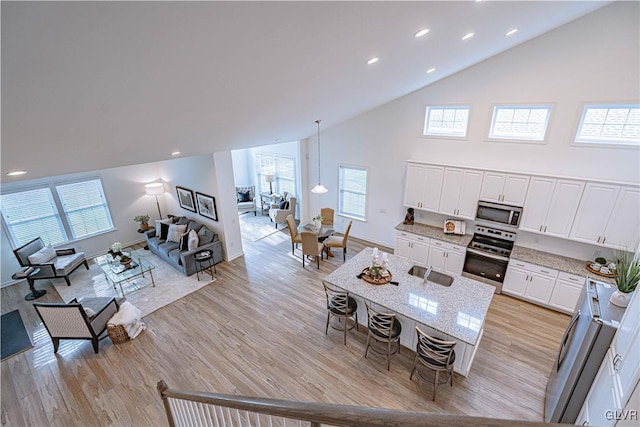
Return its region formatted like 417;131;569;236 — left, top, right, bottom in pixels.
1;1;610;183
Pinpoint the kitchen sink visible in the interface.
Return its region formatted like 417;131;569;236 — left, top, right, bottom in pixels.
407;266;454;287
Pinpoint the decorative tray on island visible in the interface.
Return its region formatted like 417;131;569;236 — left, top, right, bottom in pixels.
585;261;615;278
360;267;392;285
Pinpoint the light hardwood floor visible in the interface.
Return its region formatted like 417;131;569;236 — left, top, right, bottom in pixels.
1;226;570;426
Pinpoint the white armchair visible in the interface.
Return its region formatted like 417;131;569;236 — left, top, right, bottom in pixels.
269;193;296;228
236;185;257;216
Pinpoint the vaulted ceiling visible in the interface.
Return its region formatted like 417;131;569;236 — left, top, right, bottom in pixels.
1;1;609;183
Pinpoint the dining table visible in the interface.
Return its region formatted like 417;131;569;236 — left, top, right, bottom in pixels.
298;222;340;257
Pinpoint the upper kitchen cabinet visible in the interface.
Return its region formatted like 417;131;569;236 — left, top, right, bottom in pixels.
520;177;585;239
570;184;640;250
404;163;444;211
439;168;483;220
480;172;530;206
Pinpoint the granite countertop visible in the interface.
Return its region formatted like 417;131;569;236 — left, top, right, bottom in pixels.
395;222;473;247
510;245;616;285
323;247;495;345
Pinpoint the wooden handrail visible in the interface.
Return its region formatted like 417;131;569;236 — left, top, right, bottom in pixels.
157;380;561;427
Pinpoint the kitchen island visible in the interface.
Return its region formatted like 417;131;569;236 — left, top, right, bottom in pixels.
323;247;495;376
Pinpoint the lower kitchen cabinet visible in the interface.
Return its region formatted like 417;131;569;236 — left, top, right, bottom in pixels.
549;272;584;314
503;260;559;307
395;231;430;266
428;239;465;275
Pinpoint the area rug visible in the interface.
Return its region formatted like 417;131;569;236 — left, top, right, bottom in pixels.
239;212;282;241
51;248;216;317
1;310;33;361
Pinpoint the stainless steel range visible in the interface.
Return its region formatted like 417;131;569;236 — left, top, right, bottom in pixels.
462;225;516;294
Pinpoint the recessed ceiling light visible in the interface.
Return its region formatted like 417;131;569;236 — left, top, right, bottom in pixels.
6;170;27;176
366;57;379;65
462;32;475;41
506;28;519;36
414;29;430;38
426;68;436;74
171;151;181;156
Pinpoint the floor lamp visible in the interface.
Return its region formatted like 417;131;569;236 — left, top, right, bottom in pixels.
145;183;164;219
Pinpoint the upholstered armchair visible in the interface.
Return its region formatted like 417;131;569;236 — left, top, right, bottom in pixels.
33;297;122;353
236;185;257;216
13;237;89;286
269;193;296;228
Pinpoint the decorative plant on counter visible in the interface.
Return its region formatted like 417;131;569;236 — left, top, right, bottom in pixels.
613;251;640;294
134;214;151;231
609;251;640;308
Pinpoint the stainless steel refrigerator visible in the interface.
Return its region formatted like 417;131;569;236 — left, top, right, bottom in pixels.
544;278;626;423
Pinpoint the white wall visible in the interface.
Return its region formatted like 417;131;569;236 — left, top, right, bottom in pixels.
0;155;223;286
307;1;640;259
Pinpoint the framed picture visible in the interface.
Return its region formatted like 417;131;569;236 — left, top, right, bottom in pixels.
196;192;218;221
176;186;196;212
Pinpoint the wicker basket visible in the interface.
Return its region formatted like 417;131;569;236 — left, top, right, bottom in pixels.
107;323;130;344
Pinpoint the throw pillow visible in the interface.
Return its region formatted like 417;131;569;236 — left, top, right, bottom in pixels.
188;229;199;251
160;222;170;240
279;199;287;209
237;191;251;202
284;201;290;209
167;224;188;243
83;307;96;318
179;231;190;251
28;244;57;264
198;227;215;245
155;218;172;235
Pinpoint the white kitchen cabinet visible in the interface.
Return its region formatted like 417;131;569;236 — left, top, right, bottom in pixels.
480;172;530;206
428;239;466;275
503;260;558;305
438;168;483;219
548;272;584;314
521;177;585;239
394;231;430;266
570;184;640;250
404;163;444;211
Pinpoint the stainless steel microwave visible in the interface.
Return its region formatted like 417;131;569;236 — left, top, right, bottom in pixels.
475;201;522;228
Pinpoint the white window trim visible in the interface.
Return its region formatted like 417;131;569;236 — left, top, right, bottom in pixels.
1;175;115;248
422;105;471;139
337;163;369;222
486;104;553;144
572;103;640;148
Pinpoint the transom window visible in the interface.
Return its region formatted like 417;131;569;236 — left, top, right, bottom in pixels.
255;153;296;196
488;105;552;142
338;165;368;221
423;106;470;138
0;177;114;247
575;104;640;146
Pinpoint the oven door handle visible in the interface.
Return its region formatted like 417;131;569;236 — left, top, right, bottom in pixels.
466;248;510;262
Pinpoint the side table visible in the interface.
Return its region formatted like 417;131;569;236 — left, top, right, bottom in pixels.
12;268;45;301
194;250;216;281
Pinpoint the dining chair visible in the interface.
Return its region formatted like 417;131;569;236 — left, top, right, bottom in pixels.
324;220;352;261
320;208;334;226
285;214;302;255
300;231;324;269
364;303;402;371
410;327;457;401
322;282;358;345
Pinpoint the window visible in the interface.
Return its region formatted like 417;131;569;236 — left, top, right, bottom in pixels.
0;177;114;247
488;105;552;142
338;165;368;221
423;106;470;137
255;153;296;196
575;104;640;146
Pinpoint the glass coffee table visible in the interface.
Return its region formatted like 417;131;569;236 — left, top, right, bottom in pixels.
94;251;156;297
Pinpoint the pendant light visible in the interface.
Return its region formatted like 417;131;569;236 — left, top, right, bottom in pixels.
311;119;328;194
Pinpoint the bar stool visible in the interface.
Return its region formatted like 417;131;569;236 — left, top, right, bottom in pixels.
323;282;358;345
410;327;456;401
364;303;401;370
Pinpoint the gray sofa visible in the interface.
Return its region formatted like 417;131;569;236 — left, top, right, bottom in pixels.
144;215;223;276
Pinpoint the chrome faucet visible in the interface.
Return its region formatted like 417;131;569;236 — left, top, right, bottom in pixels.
423;265;433;282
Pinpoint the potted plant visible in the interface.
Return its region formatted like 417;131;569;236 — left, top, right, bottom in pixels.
134;214;151;231
610;251;640;308
312;213;323;230
119;254;132;269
